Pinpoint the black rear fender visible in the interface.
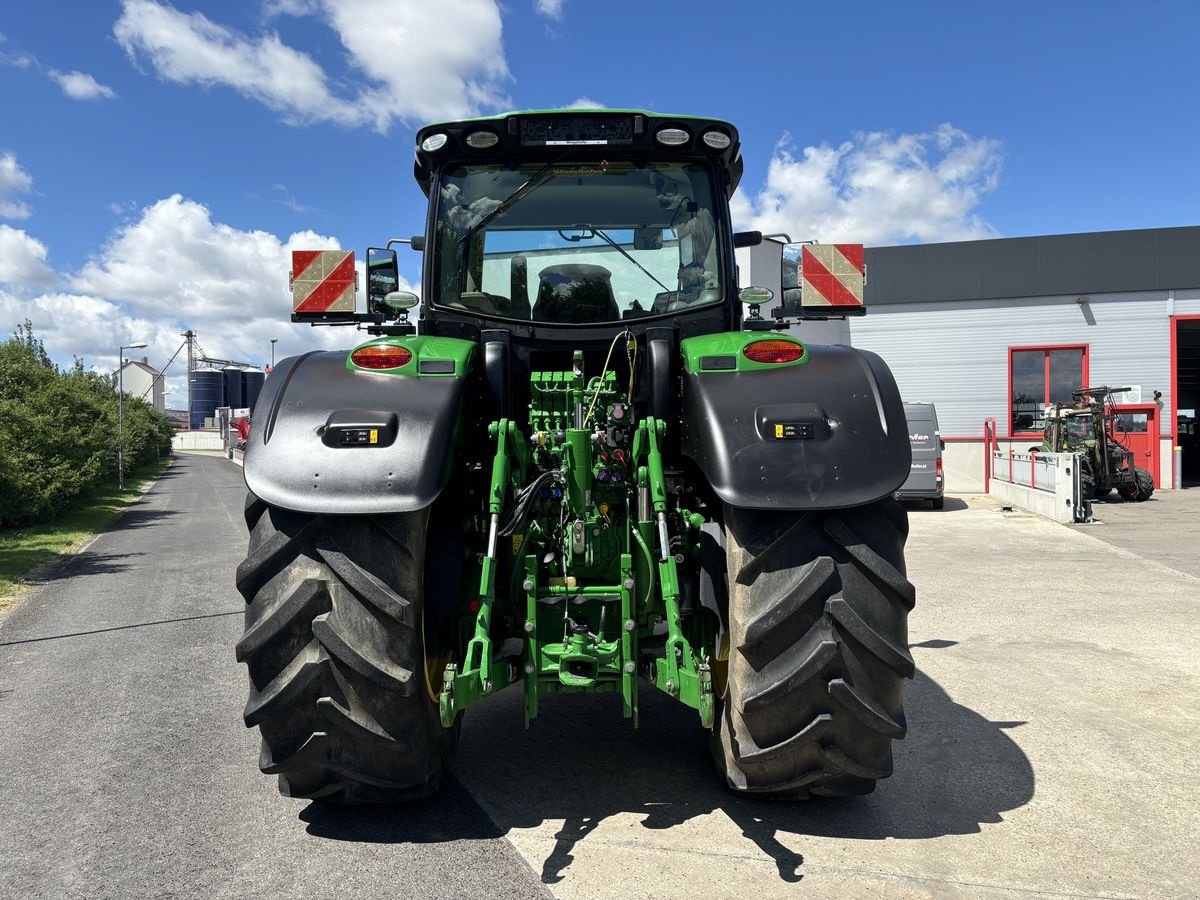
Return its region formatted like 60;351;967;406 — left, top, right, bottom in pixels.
243;349;473;515
681;344;910;509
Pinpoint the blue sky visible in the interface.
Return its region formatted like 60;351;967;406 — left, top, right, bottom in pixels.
1;0;1197;396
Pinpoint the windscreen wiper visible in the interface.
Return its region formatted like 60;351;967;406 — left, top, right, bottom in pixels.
568;225;671;294
457;150;573;246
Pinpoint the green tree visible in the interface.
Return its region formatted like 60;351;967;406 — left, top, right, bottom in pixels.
0;322;174;527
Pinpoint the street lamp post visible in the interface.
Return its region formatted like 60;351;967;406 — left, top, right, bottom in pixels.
270;338;278;369
118;342;147;490
157;388;172;464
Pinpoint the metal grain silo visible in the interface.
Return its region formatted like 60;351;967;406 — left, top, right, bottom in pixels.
189;369;223;428
223;367;244;411
242;370;266;415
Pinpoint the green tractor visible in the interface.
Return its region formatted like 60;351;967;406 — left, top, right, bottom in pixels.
237;110;915;803
1039;386;1154;501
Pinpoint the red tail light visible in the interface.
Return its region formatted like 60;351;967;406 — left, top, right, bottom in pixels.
351;345;412;369
743;339;804;364
936;455;944;482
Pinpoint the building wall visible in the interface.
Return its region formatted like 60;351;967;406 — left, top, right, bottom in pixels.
849;289;1174;440
1177;287;1200;315
119;363;165;412
843;227;1200;492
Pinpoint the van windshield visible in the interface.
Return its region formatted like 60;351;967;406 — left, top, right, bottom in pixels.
431;160;723;324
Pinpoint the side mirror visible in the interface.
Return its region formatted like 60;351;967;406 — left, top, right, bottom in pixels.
780;242;867;318
367;247;399;312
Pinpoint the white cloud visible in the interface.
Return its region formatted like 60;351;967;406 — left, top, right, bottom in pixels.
0;48;35;69
0;225;54;285
64;194;418;388
115;0;511;130
534;0;564;20
0;288;177;371
48;69;117;100
270;183;313;214
262;0;321;15
566;96;603;109
115;0;364;128
322;0;511;128
0;152;34;220
3;192;422;403
731;124;1003;246
0;37;115;99
72;194;342;322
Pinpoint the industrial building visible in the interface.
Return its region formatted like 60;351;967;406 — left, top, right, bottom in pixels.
850;226;1200;492
188;364;265;429
741;225;1200;493
116;357;166;412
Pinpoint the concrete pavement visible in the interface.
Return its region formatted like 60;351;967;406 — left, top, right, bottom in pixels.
1072;487;1200;579
453;494;1200;898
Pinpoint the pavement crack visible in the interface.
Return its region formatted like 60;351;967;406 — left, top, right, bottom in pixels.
0;610;243;646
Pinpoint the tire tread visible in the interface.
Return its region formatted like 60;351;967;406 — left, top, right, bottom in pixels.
237;494;453;804
716;499;914;796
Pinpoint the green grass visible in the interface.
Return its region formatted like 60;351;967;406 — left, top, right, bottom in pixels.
0;458;173;607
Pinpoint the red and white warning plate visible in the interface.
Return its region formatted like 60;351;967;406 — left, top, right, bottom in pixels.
291;250;356;314
801;244;864;308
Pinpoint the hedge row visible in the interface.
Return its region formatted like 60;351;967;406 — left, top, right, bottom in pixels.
0;322;174;528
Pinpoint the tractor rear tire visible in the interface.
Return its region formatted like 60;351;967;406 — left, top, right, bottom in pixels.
235;496;456;803
715;499;915;797
1118;467;1155;502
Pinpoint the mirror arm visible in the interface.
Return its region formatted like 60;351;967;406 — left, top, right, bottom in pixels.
386;236;425;251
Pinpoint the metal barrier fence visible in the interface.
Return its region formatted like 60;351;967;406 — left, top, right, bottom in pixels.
993;450;1058;493
984;418;1090;523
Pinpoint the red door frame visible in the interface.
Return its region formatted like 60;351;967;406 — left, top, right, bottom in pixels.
1170;315;1200;488
1112;403;1159;487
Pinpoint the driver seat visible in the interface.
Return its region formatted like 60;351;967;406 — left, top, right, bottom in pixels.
532;264;619;323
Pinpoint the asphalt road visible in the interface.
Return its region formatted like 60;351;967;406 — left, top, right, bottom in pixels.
0;454;549;900
2;458;1198;898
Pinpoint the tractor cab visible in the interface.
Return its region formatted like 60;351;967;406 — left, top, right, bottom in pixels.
428;156;724;325
1043;404;1098;451
413;111;739;333
293;110;865;342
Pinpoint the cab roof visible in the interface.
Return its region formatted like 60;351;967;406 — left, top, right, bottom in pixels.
412;108;743;197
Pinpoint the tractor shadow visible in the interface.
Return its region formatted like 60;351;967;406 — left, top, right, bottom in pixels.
902;497;970;512
302;652;1034;886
